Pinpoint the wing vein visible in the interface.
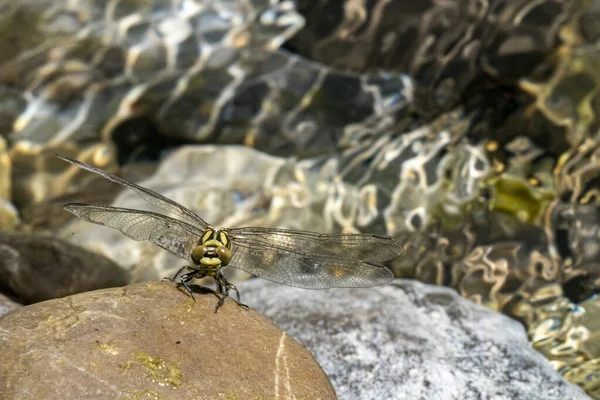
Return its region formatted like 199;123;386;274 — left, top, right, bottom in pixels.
57;154;208;229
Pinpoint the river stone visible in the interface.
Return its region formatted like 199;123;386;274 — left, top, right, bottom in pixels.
0;232;130;304
241;279;591;400
0;281;337;400
0;292;20;317
0;199;18;231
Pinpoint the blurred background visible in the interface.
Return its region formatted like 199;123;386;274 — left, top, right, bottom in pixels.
1;0;600;397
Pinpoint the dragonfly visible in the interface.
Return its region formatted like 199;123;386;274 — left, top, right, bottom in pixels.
57;154;404;312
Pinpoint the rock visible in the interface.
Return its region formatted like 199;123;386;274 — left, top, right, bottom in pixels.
241;279;591;400
0;281;336;400
0;292;20;317
9;142;119;209
21;160;157;230
0;136;10;201
0;232;130;304
0;199;18;231
0;136;17;231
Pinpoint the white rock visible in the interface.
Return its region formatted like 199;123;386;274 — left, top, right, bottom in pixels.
241;278;591;400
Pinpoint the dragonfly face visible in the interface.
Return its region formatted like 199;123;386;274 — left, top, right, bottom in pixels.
191;229;233;276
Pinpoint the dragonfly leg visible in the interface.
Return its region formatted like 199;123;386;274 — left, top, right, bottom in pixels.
216;279;226;296
229;282;241;304
214;294;227;313
163;265;192;282
177;270;204;301
213;274;248;313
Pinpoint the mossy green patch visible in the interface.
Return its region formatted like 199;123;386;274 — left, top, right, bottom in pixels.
97;342;120;355
134;351;182;388
491;176;555;223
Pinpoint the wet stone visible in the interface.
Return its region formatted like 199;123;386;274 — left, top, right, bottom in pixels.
0;232;130;304
0;199;18;231
0;292;20;317
242;279;591;400
0;281;337;400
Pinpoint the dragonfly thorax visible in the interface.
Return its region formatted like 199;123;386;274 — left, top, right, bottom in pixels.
191;228;232;275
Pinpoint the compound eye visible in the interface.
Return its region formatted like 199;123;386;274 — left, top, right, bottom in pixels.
191;246;208;264
216;246;231;265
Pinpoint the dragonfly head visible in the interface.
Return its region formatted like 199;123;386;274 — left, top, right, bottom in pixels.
191;228;232;269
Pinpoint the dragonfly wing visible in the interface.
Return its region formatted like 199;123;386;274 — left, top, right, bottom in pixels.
228;227;404;263
64;203;201;262
228;238;395;289
57;155;209;229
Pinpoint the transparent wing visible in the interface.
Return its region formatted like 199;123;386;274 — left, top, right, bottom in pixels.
57;154;209;229
229;241;394;289
228;227;404;263
228;228;401;289
64;203;201;262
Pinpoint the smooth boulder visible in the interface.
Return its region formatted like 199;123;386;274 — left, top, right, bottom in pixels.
0;232;130;303
0;292;20;317
0;281;336;400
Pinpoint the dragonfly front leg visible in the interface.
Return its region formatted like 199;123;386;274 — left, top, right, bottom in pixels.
163;265;193;282
167;268;205;301
213;274;248;313
179;271;200;301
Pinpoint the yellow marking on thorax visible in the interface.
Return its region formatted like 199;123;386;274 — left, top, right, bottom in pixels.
218;231;231;248
203;239;224;248
200;229;232;249
201;229;214;244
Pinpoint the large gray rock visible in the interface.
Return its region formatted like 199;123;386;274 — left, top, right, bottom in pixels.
241;279;591;400
0;281;337;400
